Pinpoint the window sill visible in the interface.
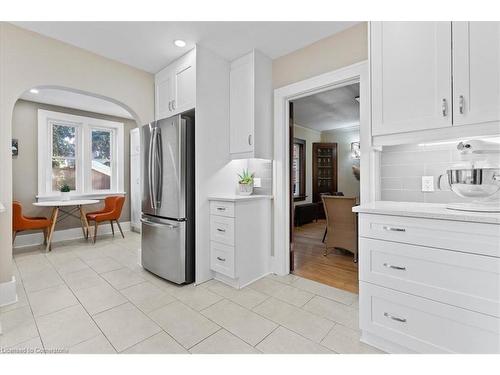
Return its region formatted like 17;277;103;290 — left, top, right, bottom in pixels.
293;195;307;202
36;192;127;202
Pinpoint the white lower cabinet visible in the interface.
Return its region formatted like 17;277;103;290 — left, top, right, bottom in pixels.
360;282;500;354
357;212;500;353
208;197;272;288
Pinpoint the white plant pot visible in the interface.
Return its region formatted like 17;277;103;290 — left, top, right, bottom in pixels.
238;183;253;196
60;192;71;201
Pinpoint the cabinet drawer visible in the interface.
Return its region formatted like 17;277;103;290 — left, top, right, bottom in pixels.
210;201;235;218
210;215;235;245
360;238;500;317
210;241;235;278
359;214;500;257
360;282;500;353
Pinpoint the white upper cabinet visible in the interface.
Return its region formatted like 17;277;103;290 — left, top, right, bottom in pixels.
155;48;196;120
229;50;273;159
371;22;453;136
452;22;500;127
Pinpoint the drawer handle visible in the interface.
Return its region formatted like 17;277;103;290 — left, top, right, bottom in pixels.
384;312;407;323
216;256;226;262
216;228;226;233
383;263;406;271
383;226;406;232
216;207;226;211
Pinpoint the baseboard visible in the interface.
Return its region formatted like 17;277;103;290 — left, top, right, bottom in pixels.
13;221;131;250
0;276;18;308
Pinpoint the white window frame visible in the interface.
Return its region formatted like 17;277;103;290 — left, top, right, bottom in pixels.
38;109;124;200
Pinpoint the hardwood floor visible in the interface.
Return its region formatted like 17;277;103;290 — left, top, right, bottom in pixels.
293;220;359;294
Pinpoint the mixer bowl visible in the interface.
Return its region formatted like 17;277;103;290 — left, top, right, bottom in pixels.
438;168;500;198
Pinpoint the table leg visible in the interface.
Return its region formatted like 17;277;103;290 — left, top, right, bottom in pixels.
46;207;59;252
79;206;90;240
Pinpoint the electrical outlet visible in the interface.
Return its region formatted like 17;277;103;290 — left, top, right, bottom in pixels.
253;177;262;188
421;176;434;192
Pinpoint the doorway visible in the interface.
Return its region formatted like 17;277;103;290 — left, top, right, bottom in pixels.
289;83;360;293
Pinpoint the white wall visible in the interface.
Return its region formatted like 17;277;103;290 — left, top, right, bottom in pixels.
0;22;154;288
293;124;321;205
321;127;360;198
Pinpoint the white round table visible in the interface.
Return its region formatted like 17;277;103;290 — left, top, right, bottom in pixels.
33;199;99;251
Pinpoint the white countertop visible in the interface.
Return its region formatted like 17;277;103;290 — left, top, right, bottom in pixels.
208;194;274;202
353;201;500;225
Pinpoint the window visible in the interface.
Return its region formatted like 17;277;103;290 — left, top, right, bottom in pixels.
38;110;124;198
292;138;306;201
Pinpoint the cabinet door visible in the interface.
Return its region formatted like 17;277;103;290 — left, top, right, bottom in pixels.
371;22;452;136
230;57;254;154
155;70;174;120
173;50;196;114
453;22;500;126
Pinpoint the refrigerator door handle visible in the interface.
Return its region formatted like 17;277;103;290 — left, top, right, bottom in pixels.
140;218;178;229
155;128;163;208
148;127;156;210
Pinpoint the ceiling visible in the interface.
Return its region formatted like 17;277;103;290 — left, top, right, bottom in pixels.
12;21;360;73
293;83;360;132
20;88;134;119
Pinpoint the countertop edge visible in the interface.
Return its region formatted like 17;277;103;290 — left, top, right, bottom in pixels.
353;201;500;225
208;195;274;202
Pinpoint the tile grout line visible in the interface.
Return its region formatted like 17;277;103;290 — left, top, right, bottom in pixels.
48;252;121;353
7;265;46;353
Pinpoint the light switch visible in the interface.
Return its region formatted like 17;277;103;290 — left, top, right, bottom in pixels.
253;178;262;188
421;176;434;192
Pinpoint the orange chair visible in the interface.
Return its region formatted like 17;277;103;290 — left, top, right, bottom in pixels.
86;196;125;243
12;201;52;247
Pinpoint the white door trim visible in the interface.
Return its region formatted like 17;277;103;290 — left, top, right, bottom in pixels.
272;60;378;275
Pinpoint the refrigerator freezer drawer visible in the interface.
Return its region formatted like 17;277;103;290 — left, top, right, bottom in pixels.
141;216;186;284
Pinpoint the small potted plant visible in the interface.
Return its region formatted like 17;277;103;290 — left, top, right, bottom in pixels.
60;184;71;201
237;169;255;196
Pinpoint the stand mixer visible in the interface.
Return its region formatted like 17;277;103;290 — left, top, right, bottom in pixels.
438;139;500;212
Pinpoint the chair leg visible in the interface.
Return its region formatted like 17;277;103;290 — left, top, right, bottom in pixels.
322;227;327;243
323;246;329;257
110;220;115;236
93;221;99;244
116;220;125;239
43;228;47;246
12;231;17;245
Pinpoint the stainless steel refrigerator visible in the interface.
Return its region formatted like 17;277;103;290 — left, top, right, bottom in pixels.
140;113;195;284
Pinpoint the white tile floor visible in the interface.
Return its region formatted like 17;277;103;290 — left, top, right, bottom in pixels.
1;232;383;354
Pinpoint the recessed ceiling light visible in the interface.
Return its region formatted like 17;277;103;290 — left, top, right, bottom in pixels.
174;39;186;48
30;88;39;94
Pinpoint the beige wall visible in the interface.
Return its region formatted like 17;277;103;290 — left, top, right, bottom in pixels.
0;22;154;285
321;127;360;198
12;100;135;234
272;22;368;89
293;124;321;206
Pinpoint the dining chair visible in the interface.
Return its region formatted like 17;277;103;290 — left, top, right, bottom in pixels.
320;192;344;243
12;201;52;247
321;195;358;262
86;196;126;244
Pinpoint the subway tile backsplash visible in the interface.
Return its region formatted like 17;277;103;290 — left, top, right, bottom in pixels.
248;158;273;195
380;141;500;203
